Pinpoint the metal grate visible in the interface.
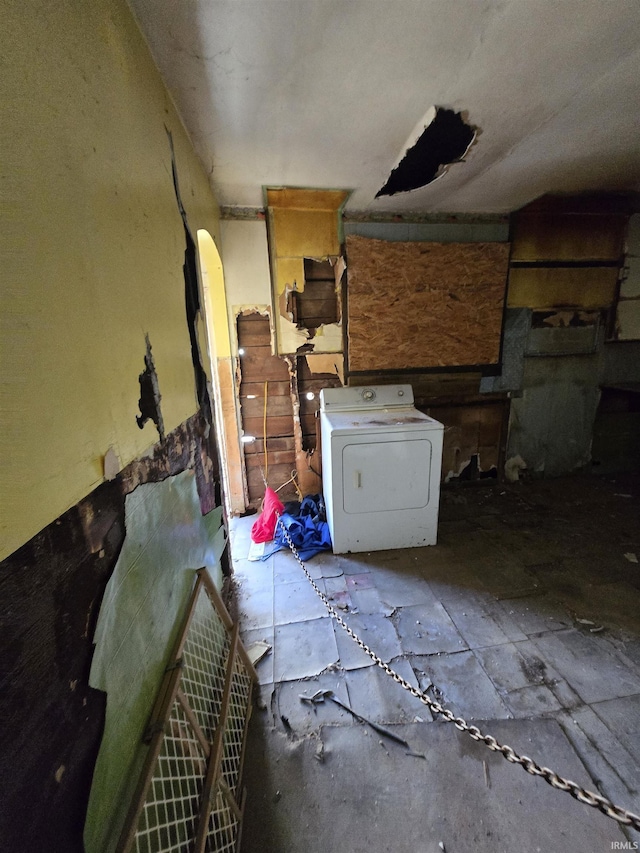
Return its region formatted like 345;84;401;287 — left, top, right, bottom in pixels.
220;655;252;795
181;585;231;742
134;699;206;853
118;571;256;853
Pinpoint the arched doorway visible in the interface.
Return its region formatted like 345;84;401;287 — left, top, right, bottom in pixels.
196;230;247;514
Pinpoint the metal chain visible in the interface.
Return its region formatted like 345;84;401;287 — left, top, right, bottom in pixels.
277;519;640;832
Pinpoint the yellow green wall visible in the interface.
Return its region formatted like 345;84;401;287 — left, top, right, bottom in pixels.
1;0;221;561
266;187;349;354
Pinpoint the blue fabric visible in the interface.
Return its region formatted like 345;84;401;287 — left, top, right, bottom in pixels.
261;494;332;561
275;512;332;560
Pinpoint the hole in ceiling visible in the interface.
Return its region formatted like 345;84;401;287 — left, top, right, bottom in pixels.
376;107;476;198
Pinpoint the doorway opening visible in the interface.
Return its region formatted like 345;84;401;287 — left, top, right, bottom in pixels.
196;230;247;515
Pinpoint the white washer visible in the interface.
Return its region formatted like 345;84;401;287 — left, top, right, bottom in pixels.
320;384;444;554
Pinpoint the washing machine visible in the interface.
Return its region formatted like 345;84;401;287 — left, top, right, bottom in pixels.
320;384;444;553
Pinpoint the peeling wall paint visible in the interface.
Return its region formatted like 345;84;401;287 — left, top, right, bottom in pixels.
305;352;345;385
266;188;349;356
1;0;229;847
0;411;223;853
136;334;165;440
312;321;343;352
526;310;602;356
2;0;221;561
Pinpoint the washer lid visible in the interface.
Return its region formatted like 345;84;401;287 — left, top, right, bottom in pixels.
321;407;443;436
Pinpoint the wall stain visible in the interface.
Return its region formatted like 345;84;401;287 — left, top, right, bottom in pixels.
0;409;222;853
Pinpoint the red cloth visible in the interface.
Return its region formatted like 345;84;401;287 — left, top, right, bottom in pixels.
251;487;285;543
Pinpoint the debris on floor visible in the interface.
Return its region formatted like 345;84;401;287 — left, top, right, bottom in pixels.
299;688;419;753
232;474;640;852
246;640;272;666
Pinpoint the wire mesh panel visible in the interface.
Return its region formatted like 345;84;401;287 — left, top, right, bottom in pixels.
181;584;231;742
220;655;253;795
118;572;256;853
204;787;240;853
134;699;207;853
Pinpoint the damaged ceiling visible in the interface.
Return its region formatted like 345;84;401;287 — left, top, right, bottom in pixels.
128;0;640;214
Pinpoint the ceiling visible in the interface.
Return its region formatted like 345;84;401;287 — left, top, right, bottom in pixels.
129;0;640;215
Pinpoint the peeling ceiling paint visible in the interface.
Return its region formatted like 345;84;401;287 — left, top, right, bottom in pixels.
376;107;476;197
128;0;640;214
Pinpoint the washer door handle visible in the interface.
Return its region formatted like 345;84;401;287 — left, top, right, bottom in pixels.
354;470;362;489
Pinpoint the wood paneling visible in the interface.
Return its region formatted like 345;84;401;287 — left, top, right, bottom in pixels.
238;346;290;381
236;313;296;502
511;213;625;262
0;412;221;853
421;400;506;480
507;266;619;309
266;187;350;211
293;278;339;328
297;354;341;453
347;372;483;400
270;208;342;259
346;236;509;371
510;194;630;262
243;435;295;455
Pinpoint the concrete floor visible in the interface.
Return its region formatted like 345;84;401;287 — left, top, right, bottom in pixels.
229;474;640;852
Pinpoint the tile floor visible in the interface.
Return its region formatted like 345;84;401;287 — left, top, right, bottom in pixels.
229;473;640;852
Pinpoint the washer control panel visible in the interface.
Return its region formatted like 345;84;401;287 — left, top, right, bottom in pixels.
320;384;415;411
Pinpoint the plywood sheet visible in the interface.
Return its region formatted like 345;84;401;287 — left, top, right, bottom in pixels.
346;236;508;371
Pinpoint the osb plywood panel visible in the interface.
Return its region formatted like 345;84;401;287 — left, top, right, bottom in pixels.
346;236;509;371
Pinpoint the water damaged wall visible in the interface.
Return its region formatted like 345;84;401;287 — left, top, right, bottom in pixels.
1;1;227;850
0;414;225;853
500;195;635;480
222;194;637;490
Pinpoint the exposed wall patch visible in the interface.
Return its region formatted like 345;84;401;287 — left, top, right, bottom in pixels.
376;107;476;198
136;334;165;441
